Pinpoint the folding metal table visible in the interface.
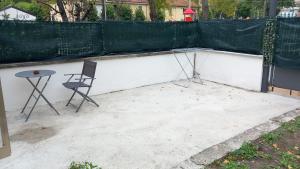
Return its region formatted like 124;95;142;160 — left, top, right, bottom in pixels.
171;48;204;88
15;70;60;122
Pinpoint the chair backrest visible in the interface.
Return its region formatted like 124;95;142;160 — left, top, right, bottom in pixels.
82;60;97;78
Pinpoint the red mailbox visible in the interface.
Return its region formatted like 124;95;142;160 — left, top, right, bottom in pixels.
183;8;195;22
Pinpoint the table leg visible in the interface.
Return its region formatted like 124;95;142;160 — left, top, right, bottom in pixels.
26;76;60;117
20;77;41;114
25;76;53;121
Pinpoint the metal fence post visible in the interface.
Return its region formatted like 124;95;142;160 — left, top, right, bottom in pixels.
261;0;278;92
0;79;11;159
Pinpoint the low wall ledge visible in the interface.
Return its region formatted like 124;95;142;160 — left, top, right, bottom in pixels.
0;49;262;69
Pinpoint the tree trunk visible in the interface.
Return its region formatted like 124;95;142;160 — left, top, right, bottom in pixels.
148;0;158;21
57;0;68;22
201;0;209;19
102;0;106;20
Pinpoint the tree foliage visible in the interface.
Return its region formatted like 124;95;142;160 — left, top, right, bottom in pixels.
134;7;145;21
236;0;296;19
157;9;165;21
105;4;115;20
148;0;168;21
102;3;133;21
86;5;99;21
208;0;238;19
115;4;132;21
0;0;13;9
278;0;295;8
236;0;251;18
36;0;98;22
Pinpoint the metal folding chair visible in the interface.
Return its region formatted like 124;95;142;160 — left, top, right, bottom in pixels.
63;60;99;112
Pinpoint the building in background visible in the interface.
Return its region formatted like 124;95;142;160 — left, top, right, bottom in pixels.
96;0;199;21
278;7;299;18
96;0;150;20
166;0;199;21
0;6;36;21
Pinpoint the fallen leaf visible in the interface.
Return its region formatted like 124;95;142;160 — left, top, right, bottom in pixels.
223;160;229;164
272;144;279;149
294;146;299;150
288;165;293;169
287;151;293;155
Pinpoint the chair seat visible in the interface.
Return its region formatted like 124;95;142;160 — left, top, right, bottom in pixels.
63;82;90;89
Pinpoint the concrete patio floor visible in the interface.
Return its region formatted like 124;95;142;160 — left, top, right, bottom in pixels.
1;81;300;169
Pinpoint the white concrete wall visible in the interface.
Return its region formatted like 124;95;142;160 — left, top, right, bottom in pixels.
196;49;263;91
0;53;193;111
0;49;263;111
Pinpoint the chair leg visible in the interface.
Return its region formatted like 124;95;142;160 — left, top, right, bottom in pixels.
85;96;99;107
66;90;76;106
75;88;91;113
76;91;99;107
76;97;86;113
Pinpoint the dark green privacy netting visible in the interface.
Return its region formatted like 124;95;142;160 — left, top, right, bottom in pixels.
274;18;300;69
0;20;265;64
198;19;266;54
103;21;176;54
0;21;103;63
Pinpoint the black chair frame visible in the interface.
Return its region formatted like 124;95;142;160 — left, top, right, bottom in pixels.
63;60;99;112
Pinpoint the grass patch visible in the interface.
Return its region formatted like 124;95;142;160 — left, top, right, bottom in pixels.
279;152;298;169
222;161;249;169
262;132;281;144
280;116;300;133
206;115;300;169
231;142;258;160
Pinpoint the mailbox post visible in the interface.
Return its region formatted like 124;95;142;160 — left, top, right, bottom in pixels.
184;8;196;22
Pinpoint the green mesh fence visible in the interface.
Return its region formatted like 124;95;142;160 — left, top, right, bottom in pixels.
103;21;176;54
274;18;300;69
174;22;200;49
0;21;58;63
198;19;266;54
0;21;103;63
57;22;103;59
0;20;265;64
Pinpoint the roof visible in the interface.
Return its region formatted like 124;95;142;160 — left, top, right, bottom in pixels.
0;5;36;16
101;0;199;7
105;0;148;5
168;0;199;7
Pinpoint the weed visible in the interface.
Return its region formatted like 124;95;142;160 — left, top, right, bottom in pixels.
69;161;102;169
258;151;272;160
232;142;258;160
261;132;281;144
222;161;249;169
263;165;281;169
281;117;300;133
279;152;297;169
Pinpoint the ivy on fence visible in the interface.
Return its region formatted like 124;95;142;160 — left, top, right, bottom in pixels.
262;19;276;66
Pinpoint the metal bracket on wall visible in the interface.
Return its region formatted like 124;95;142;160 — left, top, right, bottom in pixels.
0;79;11;159
172;48;204;88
